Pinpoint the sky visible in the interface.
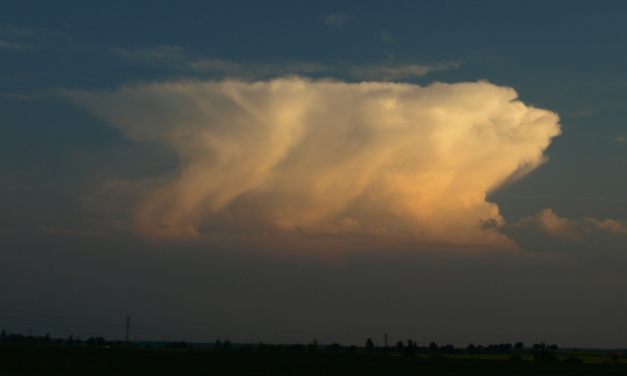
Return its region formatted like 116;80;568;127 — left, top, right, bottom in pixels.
1;1;626;348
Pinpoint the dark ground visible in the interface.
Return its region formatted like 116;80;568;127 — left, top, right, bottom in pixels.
1;344;626;376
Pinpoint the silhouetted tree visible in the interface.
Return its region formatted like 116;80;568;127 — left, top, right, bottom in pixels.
365;338;375;352
429;342;438;353
214;339;222;350
347;345;357;353
396;341;404;354
67;335;74;346
404;339;417;356
85;336;106;347
222;340;231;351
467;343;477;354
307;338;318;352
327;343;341;353
514;342;524;351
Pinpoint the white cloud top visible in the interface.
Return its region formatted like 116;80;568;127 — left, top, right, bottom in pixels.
76;78;561;253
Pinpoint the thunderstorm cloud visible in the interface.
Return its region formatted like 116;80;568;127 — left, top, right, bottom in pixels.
75;78;561;254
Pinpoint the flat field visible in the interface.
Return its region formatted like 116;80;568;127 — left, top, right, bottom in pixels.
448;351;616;364
1;344;625;376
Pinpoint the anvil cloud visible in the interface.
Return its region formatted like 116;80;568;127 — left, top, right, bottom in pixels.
76;78;561;253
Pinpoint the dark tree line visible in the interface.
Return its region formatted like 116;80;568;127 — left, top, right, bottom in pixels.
1;329;133;348
1;329;52;345
466;343;515;354
3;328;573;361
529;342;560;362
165;341;188;350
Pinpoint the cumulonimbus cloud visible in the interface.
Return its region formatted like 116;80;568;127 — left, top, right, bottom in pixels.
74;78;561;253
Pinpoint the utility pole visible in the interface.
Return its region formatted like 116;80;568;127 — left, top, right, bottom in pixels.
126;316;130;343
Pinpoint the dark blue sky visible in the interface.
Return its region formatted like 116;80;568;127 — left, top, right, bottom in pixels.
1;1;626;348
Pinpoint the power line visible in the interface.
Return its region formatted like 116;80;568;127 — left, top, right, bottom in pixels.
0;305;367;345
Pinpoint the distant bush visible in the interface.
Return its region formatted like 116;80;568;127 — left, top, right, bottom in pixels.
607;352;622;365
530;342;559;362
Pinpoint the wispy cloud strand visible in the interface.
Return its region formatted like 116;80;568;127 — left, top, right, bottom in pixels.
348;62;461;81
324;13;351;28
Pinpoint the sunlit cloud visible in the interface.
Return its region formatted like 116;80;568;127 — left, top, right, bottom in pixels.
616;136;626;143
73;78;561;254
502;209;627;262
521;209;625;241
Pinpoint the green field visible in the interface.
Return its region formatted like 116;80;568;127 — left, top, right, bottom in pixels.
1;345;625;376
